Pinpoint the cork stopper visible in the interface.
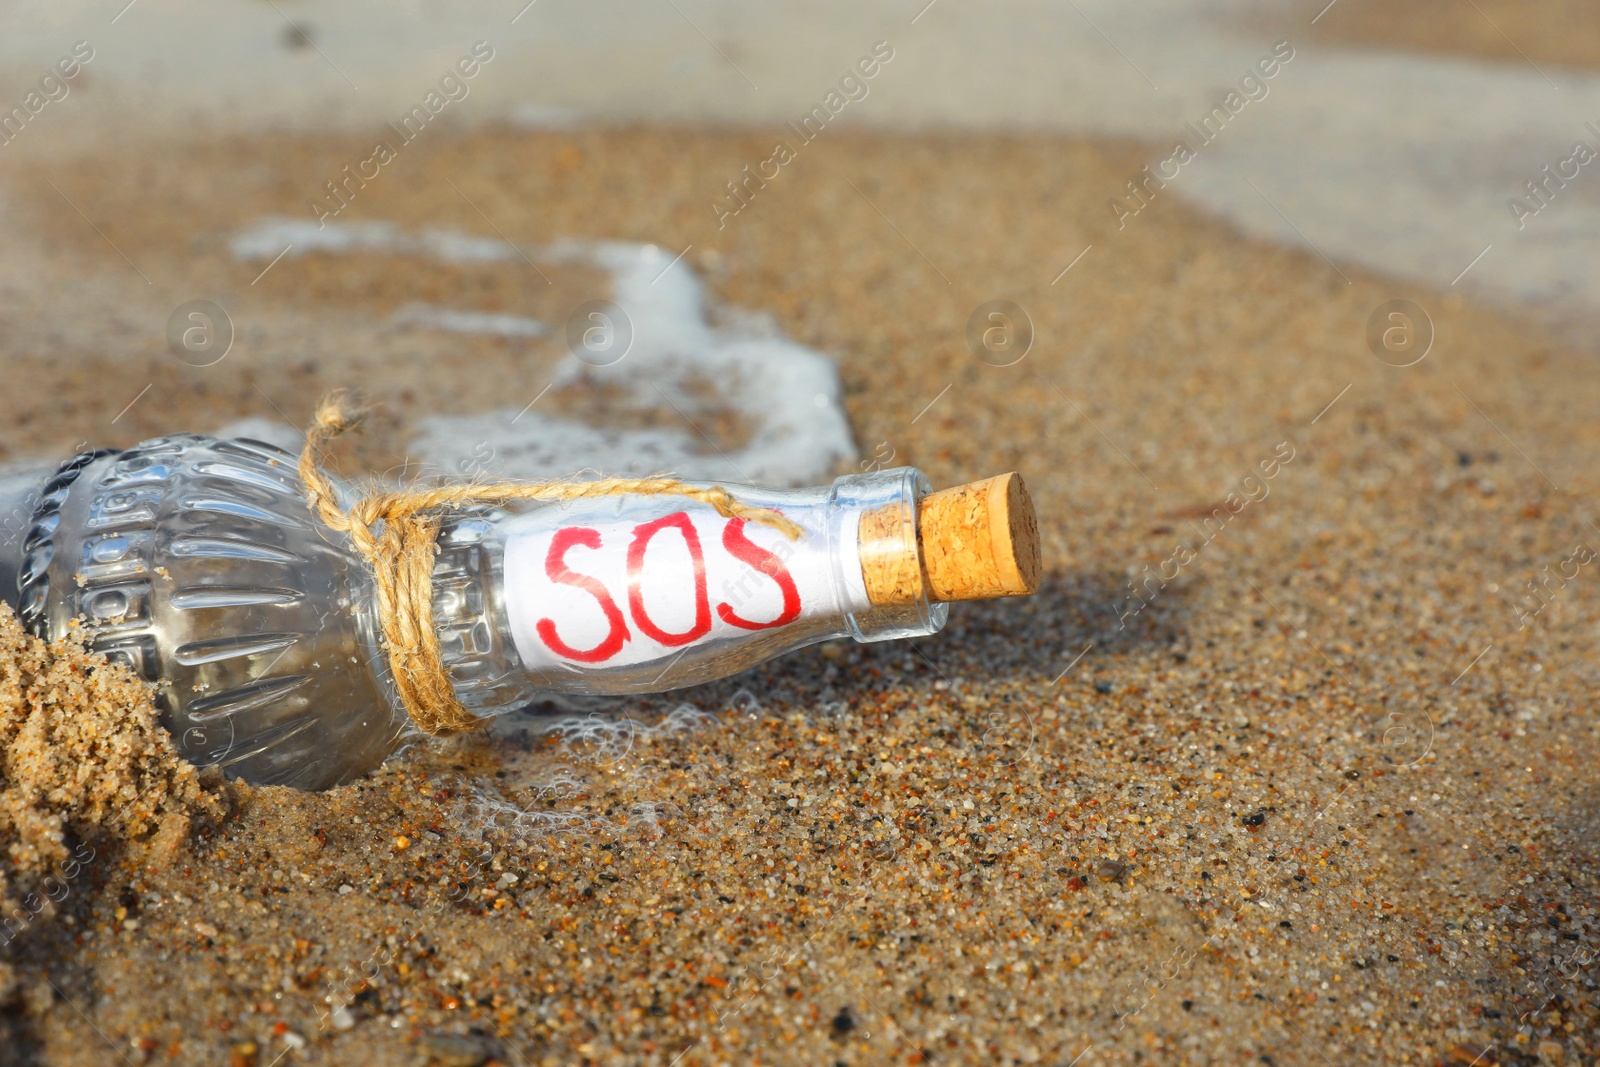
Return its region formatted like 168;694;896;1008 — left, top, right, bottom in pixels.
919;472;1040;602
857;472;1041;606
857;496;926;607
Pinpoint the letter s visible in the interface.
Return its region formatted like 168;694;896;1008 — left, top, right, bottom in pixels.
717;519;801;630
471;40;495;62
1273;39;1295;62
536;527;630;662
872;40;895;62
72;41;95;63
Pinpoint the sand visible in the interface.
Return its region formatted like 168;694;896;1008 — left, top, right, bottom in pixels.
0;605;224;1050
1312;0;1600;71
1;119;1599;1067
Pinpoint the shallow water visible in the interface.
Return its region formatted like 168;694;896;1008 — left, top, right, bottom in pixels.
4;0;1598;332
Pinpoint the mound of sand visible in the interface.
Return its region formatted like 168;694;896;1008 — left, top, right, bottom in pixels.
0;604;223;992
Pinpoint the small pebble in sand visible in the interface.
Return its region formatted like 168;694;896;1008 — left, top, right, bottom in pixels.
416;1031;493;1066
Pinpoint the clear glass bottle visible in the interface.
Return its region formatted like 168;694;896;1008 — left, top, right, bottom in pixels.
0;434;969;790
435;467;948;718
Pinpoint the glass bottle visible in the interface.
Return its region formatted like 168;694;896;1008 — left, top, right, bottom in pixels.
0;433;1037;790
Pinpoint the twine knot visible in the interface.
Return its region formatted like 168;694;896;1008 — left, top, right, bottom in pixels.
298;391;801;736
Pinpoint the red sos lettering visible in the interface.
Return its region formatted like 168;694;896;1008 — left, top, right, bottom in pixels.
717;518;800;630
536;527;630;663
534;512;803;662
626;512;711;646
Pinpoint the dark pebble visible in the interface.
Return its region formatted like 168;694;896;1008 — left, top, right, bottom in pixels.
416;1031;492;1067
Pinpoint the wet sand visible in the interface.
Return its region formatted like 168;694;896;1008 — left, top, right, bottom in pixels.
1;123;1599;1066
1314;0;1600;70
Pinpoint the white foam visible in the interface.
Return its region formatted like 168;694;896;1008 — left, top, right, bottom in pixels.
227;220;512;264
392;303;548;338
230;218;857;486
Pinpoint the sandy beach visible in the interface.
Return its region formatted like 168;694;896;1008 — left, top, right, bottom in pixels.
1;2;1600;1064
0;116;1594;1065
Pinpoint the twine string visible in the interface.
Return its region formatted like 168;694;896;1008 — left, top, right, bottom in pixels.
298;391;802;736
